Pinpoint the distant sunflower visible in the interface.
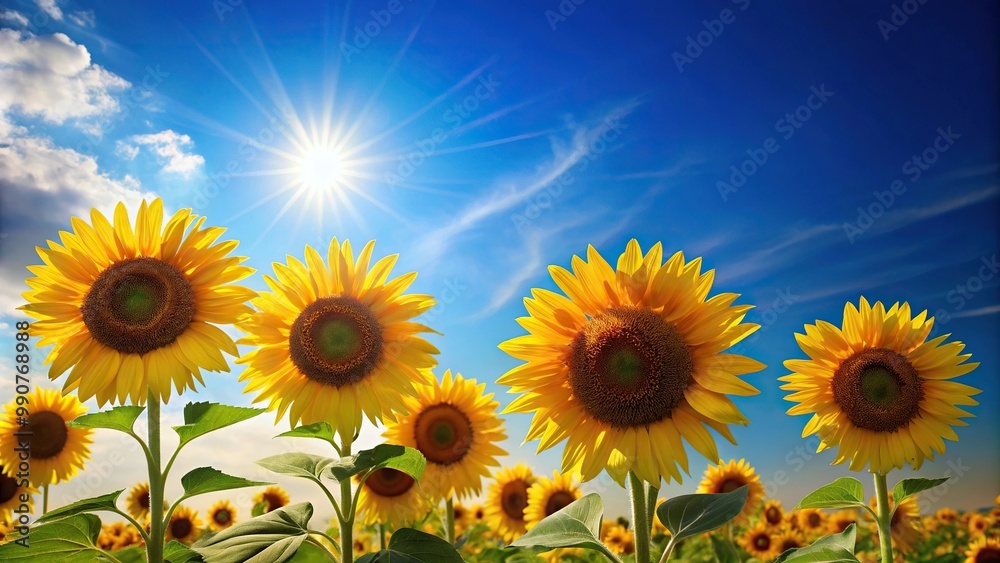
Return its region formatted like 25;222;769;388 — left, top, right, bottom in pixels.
353;532;374;555
97;522;120;550
742;524;780;560
780;298;980;474
524;470;582;530
0;467;36;523
207;499;237;531
966;536;1000;563
828;509;858;534
237;239;438;439
21;199;255;406
384;370;506;501
355;467;431;526
870;493;921;553
451;501;473;534
471;503;486;523
795;508;827;536
969;514;994;537
498;240;763;485
254;485;290;514
696;458;764;525
485;464;536;544
0;387;91;486
125;482;167;521
775;529;806;553
166;505;202;545
937;507;959;525
603;524;635;555
762;499;784;528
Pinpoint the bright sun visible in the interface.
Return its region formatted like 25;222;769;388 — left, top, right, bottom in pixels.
297;145;345;193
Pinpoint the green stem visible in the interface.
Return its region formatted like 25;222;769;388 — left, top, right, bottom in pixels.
42;483;49;513
445;497;456;544
305;536;340;562
308;530;341;557
874;472;895;563
657;537;678;563
339;438;354;563
629;471;653;563
146;392;164;563
379;522;387;551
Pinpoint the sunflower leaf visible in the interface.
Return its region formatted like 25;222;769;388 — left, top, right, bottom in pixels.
36;489;125;523
774;524;860;562
0;513;117;562
710;536;741;563
256;453;337;482
181;467;272;498
174;402;266;447
287;541;333;562
276;422;337;444
325;444;426;482
892;477;948;508
656;485;749;541
509;493;619;560
192;502;313;563
68;406;145;434
355;528;464;563
795;478;867;511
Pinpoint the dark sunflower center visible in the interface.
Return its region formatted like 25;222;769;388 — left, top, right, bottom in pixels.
264;493;285;511
500;480;530;521
365;468;414;498
82;257;195;355
976;547;1000;563
0;470;17;503
414;403;473;465
568;306;692;428
139;492;150;509
765;507;782;524
719;478;744;494
781;539;801;551
808;513;821;528
27;410;68;459
453;506;466;520
831;347;923;432
544;491;577;516
754;534;771;549
288;296;384;387
214;509;231;524
171;518;192;539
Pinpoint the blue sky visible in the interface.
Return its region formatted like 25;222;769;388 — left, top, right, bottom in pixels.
0;0;997;520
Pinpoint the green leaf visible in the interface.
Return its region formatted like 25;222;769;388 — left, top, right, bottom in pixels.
711;535;741;563
287;541;333;562
37;489;124;523
509;493;610;555
656;486;749;541
276;422;336;444
174;402;265;447
165;541;205;563
892;477;948;507
252;501;268;517
774;524;861;563
0;513;113;562
256;453;336;481
181;467;272;498
325;444;426;482
192;502;313;563
795;477;868;511
355;528;464;563
68;406;144;434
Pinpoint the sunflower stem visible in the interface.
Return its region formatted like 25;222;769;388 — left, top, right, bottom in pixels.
874;472;895;562
146;392;164;563
339;437;354;563
445;496;456;544
379;522;387;550
629;471;653;563
42;483;49;513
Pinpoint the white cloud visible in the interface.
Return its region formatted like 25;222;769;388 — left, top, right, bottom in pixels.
122;130;205;177
115;140;139;160
952;304;1000;319
34;0;62;20
69;10;95;27
0;29;129;129
0;8;28;26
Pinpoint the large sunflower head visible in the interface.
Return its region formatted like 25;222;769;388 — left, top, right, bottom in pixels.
20;199;256;406
966;536;1000;563
485;464;537;544
498;240;763;485
254;485;290;514
0;466;37;523
695;458;764;526
0;387;91;486
742;523;780;560
524;470;583;530
762;499;784;528
384;370;506;501
207;499;237;531
237;239;438;439
355;467;432;526
166;505;202;545
780;298;980;474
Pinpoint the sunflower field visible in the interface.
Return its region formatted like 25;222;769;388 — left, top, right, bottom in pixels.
0;199;995;563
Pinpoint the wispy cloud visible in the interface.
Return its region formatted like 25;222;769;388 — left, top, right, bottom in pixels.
952;304;1000;319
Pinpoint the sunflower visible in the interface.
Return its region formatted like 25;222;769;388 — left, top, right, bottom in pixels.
97;522;120;550
166;505;202;545
451;501;473;535
0;518;15;544
353;532;374;555
742;524;780;559
498;240;764;485
20;199;255;406
696;458;764;526
780;298;981;474
795;508;828;537
355;467;432;526
0;388;91;486
762;499;784;528
966;536;1000;563
870;493;922;553
774;528;807;553
524;470;582;530
125;482;167;521
471;503;486;523
485;464;536;544
207;499;237;531
970;514;994;537
828;509;859;534
254;485;290;514
603;524;635;555
384;370;506;501
237;238;438;440
0;466;36;523
937;507;960;524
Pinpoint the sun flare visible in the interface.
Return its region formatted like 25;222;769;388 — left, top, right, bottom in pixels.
296;145;346;194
